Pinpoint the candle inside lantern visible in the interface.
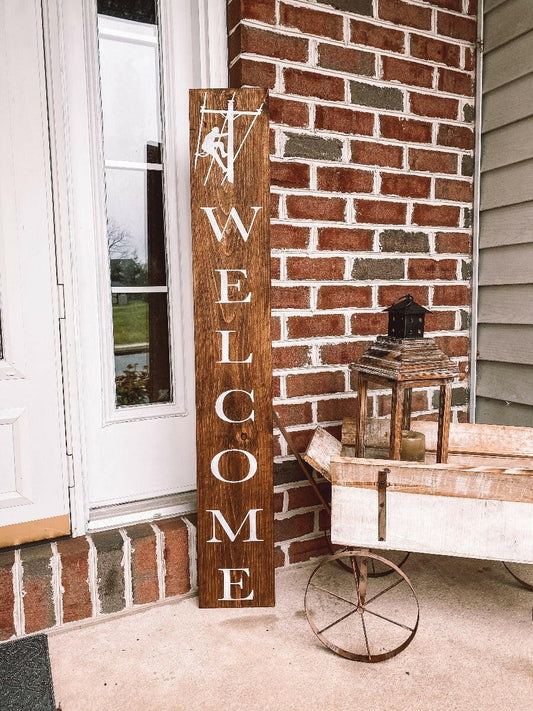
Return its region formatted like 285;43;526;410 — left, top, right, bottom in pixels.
400;430;425;462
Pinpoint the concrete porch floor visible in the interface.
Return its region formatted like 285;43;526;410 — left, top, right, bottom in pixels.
49;553;533;711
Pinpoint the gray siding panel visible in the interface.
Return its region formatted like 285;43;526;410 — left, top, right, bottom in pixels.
478;285;533;324
477;1;533;426
484;0;533;53
481;116;533;172
478;324;533;365
482;30;533;93
477;361;533;406
482;74;533;133
478;243;533;285
479;202;533;248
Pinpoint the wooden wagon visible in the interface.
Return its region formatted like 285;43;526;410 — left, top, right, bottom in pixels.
303;420;533;662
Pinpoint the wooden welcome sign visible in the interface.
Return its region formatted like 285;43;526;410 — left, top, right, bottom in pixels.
189;88;274;607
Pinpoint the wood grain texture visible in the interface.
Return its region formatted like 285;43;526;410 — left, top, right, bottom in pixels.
190;89;273;607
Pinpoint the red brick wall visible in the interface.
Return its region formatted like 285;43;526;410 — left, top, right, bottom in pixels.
229;0;476;564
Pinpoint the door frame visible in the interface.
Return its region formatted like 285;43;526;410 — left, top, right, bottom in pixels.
42;0;228;535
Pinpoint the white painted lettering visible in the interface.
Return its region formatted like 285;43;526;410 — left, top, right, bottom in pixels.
207;509;263;543
210;449;257;483
218;568;254;601
201;206;262;243
215;389;254;423
216;330;252;364
215;269;251;304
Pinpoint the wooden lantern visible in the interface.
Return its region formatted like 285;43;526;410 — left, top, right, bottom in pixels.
352;298;458;464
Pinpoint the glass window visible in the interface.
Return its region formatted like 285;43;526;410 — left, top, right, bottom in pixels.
97;0;171;407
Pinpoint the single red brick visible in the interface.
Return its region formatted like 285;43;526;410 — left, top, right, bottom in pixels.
380;115;433;143
157;518;190;597
425;309;456;331
275;513;315;542
279;2;344;41
412;203;460;227
286;195;346;222
271;256;280;280
229;24;308;63
468;0;477;15
230;58;276;89
57;537;92;624
317;397;358;422
435;178;472;202
381;173;431;199
288;483;329;511
272;316;281;341
352;140;403;168
287;314;346;339
22;545;55;634
351;311;388;335
317;285;373;310
273;401;313;427
286;370;345;397
407;258;458;280
269;97;309;128
438;67;474;96
437;10;477;42
433;284;471;306
409;148;458;174
128;525;159;605
318;227;374;251
288;536;330;564
350;18;405;52
410;33;461;68
317;166;374;194
464;47;475;72
437;124;475;150
284;67;345;102
272;345;311;369
457;409;469;422
435;231;472;254
286;256;345;280
378;284;429;306
435;335;470;357
320;341;367;364
273;493;284;515
315;105;374;136
382;56;434;88
272;374;281;398
270;161;310;189
379;0;432;30
410;92;459;120
271;223;309;249
0;552;15;640
274;547;285;568
271;285;311;309
318;43;375;76
227;0;276;29
355;199;407;225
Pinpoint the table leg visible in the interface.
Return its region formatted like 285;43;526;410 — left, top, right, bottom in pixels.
389;383;404;459
355;374;368;457
437;381;452;463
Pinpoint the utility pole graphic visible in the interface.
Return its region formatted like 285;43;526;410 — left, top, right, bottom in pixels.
194;93;264;186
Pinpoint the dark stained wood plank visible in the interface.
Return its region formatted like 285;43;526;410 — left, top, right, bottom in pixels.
189;89;273;608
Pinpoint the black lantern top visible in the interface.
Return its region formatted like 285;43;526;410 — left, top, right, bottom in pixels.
384;294;430;339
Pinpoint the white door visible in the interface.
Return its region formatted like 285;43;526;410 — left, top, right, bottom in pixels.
0;0;69;545
51;0;225;518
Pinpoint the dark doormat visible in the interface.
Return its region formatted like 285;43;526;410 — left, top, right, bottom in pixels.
0;634;57;710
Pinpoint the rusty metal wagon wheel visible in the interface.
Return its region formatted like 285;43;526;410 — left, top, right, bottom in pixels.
502;562;533;592
323;530;410;577
305;550;419;662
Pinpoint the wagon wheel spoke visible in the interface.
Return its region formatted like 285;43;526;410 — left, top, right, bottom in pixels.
309;582;357;608
362;606;416;633
364;575;405;606
360;612;372;661
317;607;360;636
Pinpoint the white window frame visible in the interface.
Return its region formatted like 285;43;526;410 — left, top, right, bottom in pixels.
42;0;227;536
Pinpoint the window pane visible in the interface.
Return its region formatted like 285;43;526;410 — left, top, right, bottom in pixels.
106;166;166;287
98;18;161;163
113;293;171;406
97;0;156;29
